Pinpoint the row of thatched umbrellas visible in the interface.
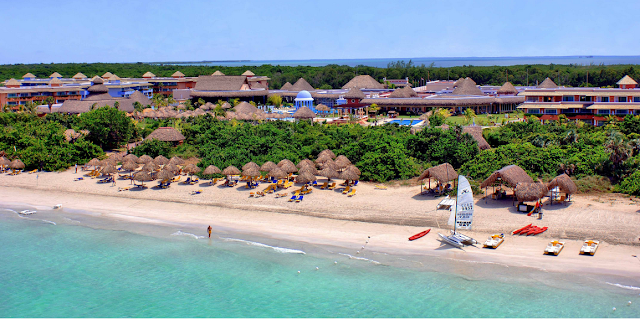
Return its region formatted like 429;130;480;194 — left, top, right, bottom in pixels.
87;154;201;186
0;157;25;171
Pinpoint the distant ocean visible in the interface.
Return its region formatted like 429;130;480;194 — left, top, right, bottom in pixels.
1;204;639;318
153;56;640;68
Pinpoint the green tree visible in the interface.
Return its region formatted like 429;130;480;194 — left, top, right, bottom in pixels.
604;131;631;172
464;108;476;125
44;96;55;113
113;101;120;110
267;94;282;107
79;106;135;149
369;103;380;119
133;101;143;113
197;98;206;107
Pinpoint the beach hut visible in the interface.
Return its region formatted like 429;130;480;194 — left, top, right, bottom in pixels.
153;155;169;166
318;149;337;159
296;172;316;184
481;165;533;203
417;163;458;194
547;174;577;204
260;161;277;172
515;182;548;203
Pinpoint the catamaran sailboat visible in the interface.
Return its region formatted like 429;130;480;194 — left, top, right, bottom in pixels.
438;175;478;248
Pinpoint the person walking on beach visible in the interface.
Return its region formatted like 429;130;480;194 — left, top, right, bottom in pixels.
75;163;78;174
207;225;212;238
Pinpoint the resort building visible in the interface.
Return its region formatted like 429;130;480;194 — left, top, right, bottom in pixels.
0;76;86;108
517;76;640;125
189;74;269;104
57;78;150;114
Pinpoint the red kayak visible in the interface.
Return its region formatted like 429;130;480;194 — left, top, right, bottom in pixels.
531;227;548;235
513;224;532;235
409;229;431;241
525;227;540;236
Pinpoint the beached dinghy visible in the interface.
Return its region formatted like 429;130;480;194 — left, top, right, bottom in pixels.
544;240;565;256
483;234;505;249
18;210;36;215
438;175;478;248
409;229;431;241
579;240;599;255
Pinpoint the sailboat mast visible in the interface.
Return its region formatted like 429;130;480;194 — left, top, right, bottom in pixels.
454;176;458;233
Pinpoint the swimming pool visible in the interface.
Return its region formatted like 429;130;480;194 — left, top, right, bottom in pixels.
388;119;421;126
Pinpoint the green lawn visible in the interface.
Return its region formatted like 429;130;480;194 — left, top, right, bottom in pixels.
445;113;524;126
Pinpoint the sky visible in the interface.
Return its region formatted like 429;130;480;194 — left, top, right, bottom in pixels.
2;0;639;64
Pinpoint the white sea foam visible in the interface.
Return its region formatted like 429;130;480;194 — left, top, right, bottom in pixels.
2;209;18;214
338;253;381;265
171;230;205;240
40;220;56;225
606;282;640;291
221;237;306;254
63;217;81;224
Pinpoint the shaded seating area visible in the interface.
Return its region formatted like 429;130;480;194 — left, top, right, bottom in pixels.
514;182;548;216
547;174;577;205
480;165;533;204
417;163;457;196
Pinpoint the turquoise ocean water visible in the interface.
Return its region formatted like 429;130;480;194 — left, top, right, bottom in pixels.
1;204;639;318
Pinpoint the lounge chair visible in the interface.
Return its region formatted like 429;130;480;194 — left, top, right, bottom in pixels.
374;184;387;190
275;192;287;198
295;195;303;203
118;187;130;192
249;192;255;197
171;176;181;183
190;177;199;185
27;169;37;174
327;182;336;190
347;189;356;197
191;190;202;195
342;185;351;194
288;195;298;202
319;182;328;189
74;177;84;181
354;180;359;186
256;191;265;197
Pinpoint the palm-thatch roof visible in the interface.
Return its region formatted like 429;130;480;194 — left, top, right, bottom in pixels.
617;75;637;85
100;165;117;175
234;101;259;114
318;159;338;170
203;165;221;175
548;174;577;195
515;182;548;202
463;126;491;150
242;70;255;76
212;70;225;76
344;87;366;99
344;165;361;176
315;104;330;112
342;75;384;89
452;77;483;95
145;127;185;142
163;163;180;174
318;149;336;159
538;77;558;89
9;159;25;169
242;167;261;177
277;159;295;167
133;171;153;182
222;165;241;176
334;155;351;169
121;161;139;171
291;78;315;91
0;157;10;166
4;78;20;87
143;71;156;78
137;155;153;164
169;156;185;165
417;163;458;183
142;162;159;172
87;158;101;167
267;166;287;179
124;154;138;162
296;159;315;169
260;161;277;172
388;86;418;98
292;106;316;119
296;172;316;184
480;165;533;189
298;165;318;175
280;162;298;174
172;71;185;78
72;72;87;80
153;155;169;165
156;170;174;182
101;158;117;167
319;167;340;179
242;162;260;171
497;82;518;95
22;73;36;79
339;167;360;181
183;163;201;174
280;82;294;90
49;72;62;78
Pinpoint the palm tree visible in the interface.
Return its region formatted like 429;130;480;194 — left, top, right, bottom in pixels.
197;98;206;107
604;131;631;170
133;101;143;113
562;129;579;145
44;96;55;113
464;108;476;125
114;101;120;110
24;101;38;115
369;103;380;120
231;98;240;107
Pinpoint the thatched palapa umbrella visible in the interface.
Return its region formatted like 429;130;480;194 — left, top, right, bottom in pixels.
334;155;351;170
339;167;360;184
137;155;153;164
515;182;548;203
0;157;10;171
163;163;180;174
101;158;117;167
260;161;276;172
267;166;288;180
222;165;241;176
318;149;336;159
296;172;316;184
292;106;316;120
315;104;330;112
142;162;159;172
203;165;221;176
153;155;169;166
183;164;201;178
417;163;458;191
100;164;117;176
319;167;339;181
280;162;298;174
9;159;25;171
121;161;139;183
87;158;101;169
156;169;174;183
133;171;153;187
242;162;260;172
169;156;185;166
319;159;338;171
298;165;318;176
547;174;577;195
124;154;138;162
277;159;295;168
296;159;315;169
242;167;261;181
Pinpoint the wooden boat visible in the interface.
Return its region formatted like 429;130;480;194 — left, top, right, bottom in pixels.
580;240;599;256
512;224;532;235
483;234;504;249
544;240;565;256
409;229;431;241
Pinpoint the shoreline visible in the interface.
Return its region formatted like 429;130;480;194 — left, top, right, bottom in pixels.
2;183;640;282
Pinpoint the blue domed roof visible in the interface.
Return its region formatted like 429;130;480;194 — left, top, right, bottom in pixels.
295;90;313;100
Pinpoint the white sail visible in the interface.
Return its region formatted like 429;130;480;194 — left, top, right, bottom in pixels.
455;175;474;230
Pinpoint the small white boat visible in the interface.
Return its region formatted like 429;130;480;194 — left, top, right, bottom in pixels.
483;234;504;249
438;230;478;248
53;204;62;209
544;240;565;256
579;240;599;256
18;210;36;215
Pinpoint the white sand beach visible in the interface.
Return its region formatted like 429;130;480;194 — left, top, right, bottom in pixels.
1;168;640;279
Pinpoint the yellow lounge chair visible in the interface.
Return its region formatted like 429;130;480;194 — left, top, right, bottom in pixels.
292;190;301;196
256;191;265;197
375;184;387;190
27;169;37;174
249;192;255;197
319;181;328;189
348;189;356;197
171;176;181;183
342;185;351;194
328;182;336;190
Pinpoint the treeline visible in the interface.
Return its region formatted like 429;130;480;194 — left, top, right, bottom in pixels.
1;62;639;89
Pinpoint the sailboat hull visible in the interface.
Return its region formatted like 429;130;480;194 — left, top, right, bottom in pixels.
438;232;464;248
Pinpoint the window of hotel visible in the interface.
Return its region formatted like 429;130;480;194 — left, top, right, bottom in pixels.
618;97;627;102
597;110;610;115
616;110;628;115
600;97;609;102
544;109;557;114
527;109;540;114
579;96;593;102
527;97;537;102
634;97;640;102
8;93;17;98
562;96;575;101
543;96;553;102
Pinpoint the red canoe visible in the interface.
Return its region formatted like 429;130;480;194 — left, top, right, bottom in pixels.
409;229;431;241
513;224;532;235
